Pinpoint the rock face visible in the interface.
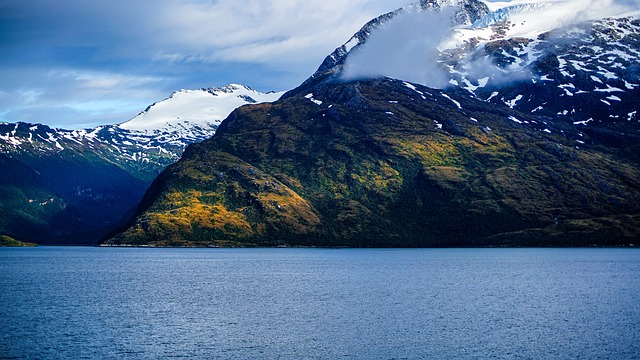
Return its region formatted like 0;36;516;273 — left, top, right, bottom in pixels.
106;77;640;247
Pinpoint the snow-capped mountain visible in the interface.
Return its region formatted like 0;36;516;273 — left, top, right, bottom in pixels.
443;3;640;125
0;84;284;172
119;84;283;148
0;84;283;245
305;0;639;129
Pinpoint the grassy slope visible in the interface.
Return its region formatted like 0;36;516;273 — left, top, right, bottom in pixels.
0;235;37;247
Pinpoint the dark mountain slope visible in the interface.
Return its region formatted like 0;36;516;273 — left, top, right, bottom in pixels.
0;154;66;243
106;78;640;247
0;150;149;245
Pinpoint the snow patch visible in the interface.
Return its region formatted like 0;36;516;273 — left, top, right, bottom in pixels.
573;118;594;126
594;85;624;93
506;95;523;108
509;116;523;124
441;94;462;109
305;93;323;106
344;36;360;52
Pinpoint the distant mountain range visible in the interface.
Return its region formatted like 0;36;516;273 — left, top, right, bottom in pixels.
0;84;283;244
105;0;640;247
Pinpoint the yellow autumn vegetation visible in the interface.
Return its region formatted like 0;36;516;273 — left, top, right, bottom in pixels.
155;191;252;233
350;160;402;192
390;135;462;167
254;184;320;234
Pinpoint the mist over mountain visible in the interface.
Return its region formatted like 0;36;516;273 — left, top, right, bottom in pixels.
307;0;639;132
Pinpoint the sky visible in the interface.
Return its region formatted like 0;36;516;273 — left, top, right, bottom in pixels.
0;0;415;129
3;0;635;129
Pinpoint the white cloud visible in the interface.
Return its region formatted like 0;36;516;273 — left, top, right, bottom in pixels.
151;0;414;66
0;69;167;128
559;0;639;21
1;0;416;128
497;0;640;36
342;10;454;88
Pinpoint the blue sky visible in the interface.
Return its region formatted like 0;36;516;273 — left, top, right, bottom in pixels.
0;0;420;129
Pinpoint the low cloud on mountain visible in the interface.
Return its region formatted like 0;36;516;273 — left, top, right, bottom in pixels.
342;10;453;89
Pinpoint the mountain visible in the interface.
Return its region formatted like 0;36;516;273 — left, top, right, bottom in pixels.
311;0;640;125
106;78;640;247
307;0;640;158
0;84;283;245
105;0;640;247
118;84;284;150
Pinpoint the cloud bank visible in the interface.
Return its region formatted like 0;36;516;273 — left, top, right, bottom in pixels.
0;0;413;128
499;0;640;36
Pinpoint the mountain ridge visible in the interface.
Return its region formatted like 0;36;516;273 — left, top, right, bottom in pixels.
106;76;640;247
0;84;283;244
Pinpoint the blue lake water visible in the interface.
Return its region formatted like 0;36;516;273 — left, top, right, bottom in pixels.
1;247;639;359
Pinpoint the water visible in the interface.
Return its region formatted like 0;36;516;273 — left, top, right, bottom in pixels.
1;247;639;359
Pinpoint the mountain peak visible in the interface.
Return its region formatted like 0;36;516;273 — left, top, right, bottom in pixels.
310;0;490;79
419;0;490;24
118;84;283;133
209;83;251;94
